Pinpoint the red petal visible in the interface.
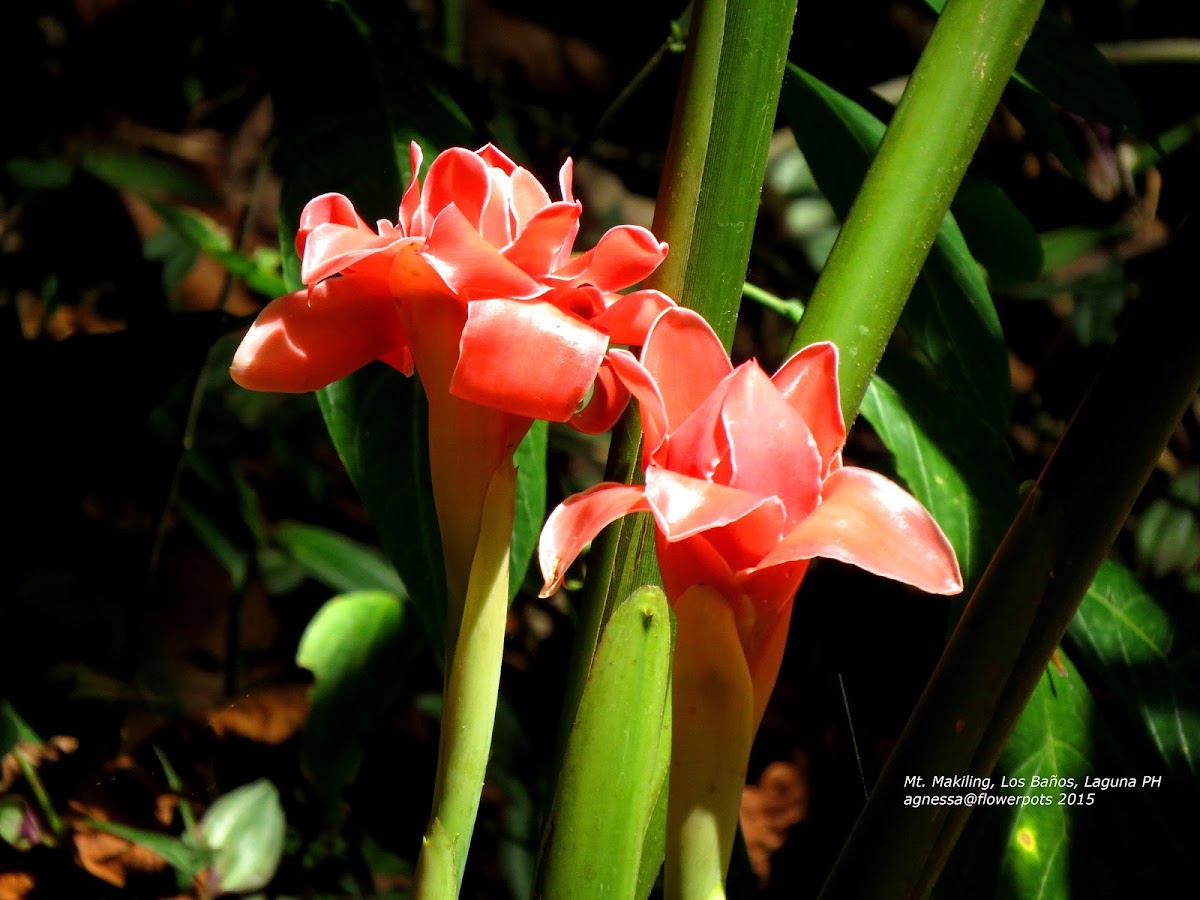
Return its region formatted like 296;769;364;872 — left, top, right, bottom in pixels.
772;342;846;476
558;157;575;204
719;363;823;524
421;148;491;230
606;348;669;458
398;142;424;235
756;467;964;594
539;483;652;595
509;166;553;231
587;289;676;346
569;356;631;435
479;168;514;248
476;143;517;174
645;468;784;543
230;276;408;393
641;308;733;436
421;206;544;300
551;225;668;292
451;298;609;420
502;201;582;277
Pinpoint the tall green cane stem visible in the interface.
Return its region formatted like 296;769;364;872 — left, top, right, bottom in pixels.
414;461;515;897
818;225;1200;899
788;0;1044;420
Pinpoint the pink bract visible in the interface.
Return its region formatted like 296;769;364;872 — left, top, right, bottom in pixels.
538;307;963;719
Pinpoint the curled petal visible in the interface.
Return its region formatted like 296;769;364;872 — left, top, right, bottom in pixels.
606;348;669;459
421;148;492;231
502;201;583;277
558;157;575;204
451;298;609;420
756;467;964;594
510;166;554;231
539;483;652;595
645;468;784;544
398;142;424;235
231;275;409;393
719;363;823;524
772;342;846;476
476;143;518;174
422;205;544;300
551;225;668;292
297;193;400;284
588;289;677;346
479;168;514;248
569;356;631;435
641;308;733;436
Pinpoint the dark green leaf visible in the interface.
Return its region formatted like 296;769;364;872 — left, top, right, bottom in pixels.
198;779;286;894
275;521;406;596
1069;559;1200;780
318;366;447;649
1002;79;1088;183
952;176;1043;288
80;151;217;202
85;818;212;879
295;591;416;802
176;493;249;586
511;420;547;599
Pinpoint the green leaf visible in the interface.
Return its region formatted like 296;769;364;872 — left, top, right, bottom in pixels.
781;65;1010;431
275;521;406;596
147;200;288;298
318;366;447;650
951;176;1043;288
176;493;249;586
80;150;218;201
0;797;36;850
198;779;286;894
1069;559;1200;780
85;818;212;879
1002;79;1088;184
296;591;416;801
861;353;1016;588
537;587;674;899
1;701;39;756
511;420;547;599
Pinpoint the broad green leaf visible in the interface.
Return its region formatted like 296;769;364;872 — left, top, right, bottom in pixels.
861;353;1016;588
275;521;406;596
198;779;286;894
296;591;416;801
925;0;1143;134
80;150;218;201
537;587;673;899
318;366;447;649
951;176;1043;288
781;65;1010;431
147;200;288;298
85;818;212;879
1069;559;1200;780
511;420;548;598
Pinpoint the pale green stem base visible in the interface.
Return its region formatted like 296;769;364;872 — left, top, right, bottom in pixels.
666;586;755;900
413;461;516;898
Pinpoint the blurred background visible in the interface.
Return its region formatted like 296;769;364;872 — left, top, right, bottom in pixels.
2;1;1198;897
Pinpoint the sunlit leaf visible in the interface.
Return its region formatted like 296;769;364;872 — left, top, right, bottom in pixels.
511;420;548;598
1070;559;1200;780
296;591;416;802
198;779;286;894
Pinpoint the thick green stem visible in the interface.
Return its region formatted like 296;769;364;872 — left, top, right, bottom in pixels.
788;0;1044;420
818;225;1200;899
414;461;515;897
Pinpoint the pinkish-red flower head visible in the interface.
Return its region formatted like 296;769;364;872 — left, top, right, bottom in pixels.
231;142;672;431
538;308;963;704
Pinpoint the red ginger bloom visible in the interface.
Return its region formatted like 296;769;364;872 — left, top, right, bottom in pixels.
232;142;672;609
539;307;962;721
